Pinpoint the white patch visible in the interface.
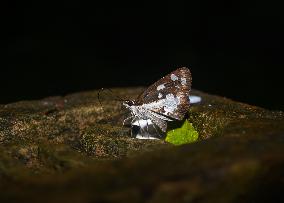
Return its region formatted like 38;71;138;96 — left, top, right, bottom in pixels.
170;74;178;81
163;93;181;114
189;95;202;104
157;84;165;91
181;77;187;85
158;93;163;98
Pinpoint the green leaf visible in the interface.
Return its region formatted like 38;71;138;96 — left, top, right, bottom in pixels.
166;120;198;145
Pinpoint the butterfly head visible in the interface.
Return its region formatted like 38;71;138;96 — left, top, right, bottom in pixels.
122;100;135;108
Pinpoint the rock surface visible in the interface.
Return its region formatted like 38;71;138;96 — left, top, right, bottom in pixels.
0;87;283;202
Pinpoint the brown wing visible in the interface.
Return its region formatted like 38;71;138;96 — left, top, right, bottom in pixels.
136;67;192;120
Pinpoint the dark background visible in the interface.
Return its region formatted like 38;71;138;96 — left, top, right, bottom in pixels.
1;1;283;110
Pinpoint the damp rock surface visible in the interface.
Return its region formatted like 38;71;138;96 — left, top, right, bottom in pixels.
0;87;283;202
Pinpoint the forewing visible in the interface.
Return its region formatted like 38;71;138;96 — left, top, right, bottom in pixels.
137;67;192;120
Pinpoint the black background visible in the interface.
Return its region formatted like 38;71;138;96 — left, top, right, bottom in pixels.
1;1;283;110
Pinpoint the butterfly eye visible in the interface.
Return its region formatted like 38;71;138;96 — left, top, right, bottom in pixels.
128;101;134;106
125;100;134;106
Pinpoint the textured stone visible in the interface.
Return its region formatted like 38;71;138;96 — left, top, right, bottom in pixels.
0;87;283;202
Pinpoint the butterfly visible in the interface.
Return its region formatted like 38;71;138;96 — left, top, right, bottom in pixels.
123;67;192;133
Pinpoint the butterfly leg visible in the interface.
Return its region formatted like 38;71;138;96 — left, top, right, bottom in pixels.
130;116;139;138
151;122;163;138
130;116;136;124
145;119;150;138
123;115;134;126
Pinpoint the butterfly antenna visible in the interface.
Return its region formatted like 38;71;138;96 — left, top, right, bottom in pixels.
100;88;125;102
98;87;123;113
146;120;150;138
97;88;106;112
97;87;132;135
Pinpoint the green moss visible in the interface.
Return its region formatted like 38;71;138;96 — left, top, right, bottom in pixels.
165;120;199;145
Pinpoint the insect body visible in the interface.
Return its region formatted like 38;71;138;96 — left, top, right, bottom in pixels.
123;67;192;133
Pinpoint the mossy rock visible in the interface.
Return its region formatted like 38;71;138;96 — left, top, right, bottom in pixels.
0;87;283;202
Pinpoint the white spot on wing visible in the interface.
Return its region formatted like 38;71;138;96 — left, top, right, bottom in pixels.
157;84;165;90
170;74;178;81
189;95;202;104
158;93;163;98
163;93;181;114
181;77;187;85
140;93;181;118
